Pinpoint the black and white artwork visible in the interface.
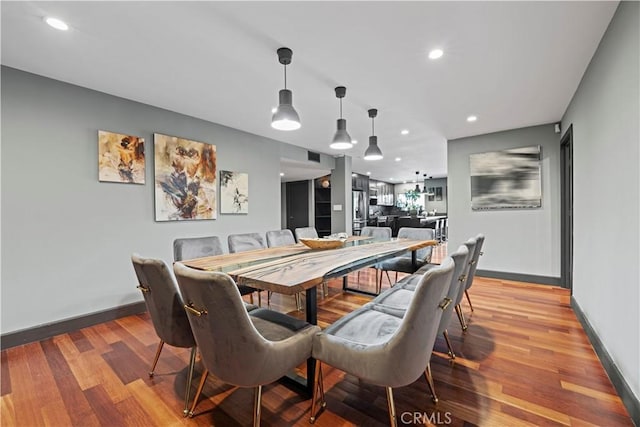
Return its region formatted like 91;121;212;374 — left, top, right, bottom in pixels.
470;145;541;210
220;170;248;214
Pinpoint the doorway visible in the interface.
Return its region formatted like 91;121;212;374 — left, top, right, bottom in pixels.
560;125;573;292
286;180;309;232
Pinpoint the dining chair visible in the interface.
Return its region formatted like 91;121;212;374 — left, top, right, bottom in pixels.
130;254;197;416
174;236;259;305
293;227;330;297
309;258;454;426
173;263;319;425
294;226;318;241
372;244;470;359
462;234;485;313
265;229;303;310
377;227;435;292
357;226;392;288
227;233;268;305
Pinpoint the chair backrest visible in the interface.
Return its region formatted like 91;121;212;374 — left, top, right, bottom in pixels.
464;234;485;291
436;245;470;335
266;229;296;248
360;226;392;240
294;227;318;242
173;263;303;387
131;254;195;348
455;238;477;306
370;257;454;387
173;236;224;261
228;232;266;253
397;227;435;261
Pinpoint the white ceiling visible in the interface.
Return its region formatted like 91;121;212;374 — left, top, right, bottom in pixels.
1;1;617;183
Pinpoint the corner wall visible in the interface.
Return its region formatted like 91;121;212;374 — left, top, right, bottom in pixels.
447;124;561;279
1;67;283;334
561;1;639;410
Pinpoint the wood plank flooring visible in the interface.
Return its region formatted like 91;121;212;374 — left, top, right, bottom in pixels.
1;243;633;426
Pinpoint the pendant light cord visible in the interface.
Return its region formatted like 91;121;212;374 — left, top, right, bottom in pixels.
283;64;287;90
339;98;343;119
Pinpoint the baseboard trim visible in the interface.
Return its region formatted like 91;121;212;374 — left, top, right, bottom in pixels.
476;269;562;286
1;301;147;350
571;296;640;425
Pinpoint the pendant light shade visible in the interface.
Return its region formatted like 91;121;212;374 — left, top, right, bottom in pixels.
330;86;352;150
271;47;301;131
414;171;421;192
364;109;383;161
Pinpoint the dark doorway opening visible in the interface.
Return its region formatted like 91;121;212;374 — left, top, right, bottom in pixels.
560;125;573;292
286;180;309;233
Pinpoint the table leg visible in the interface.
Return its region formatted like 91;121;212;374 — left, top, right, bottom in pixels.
412;250;417;270
305;287;317;396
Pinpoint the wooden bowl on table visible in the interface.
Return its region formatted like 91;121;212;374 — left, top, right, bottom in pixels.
299;238;345;250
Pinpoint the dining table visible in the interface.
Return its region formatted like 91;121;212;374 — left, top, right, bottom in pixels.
180;235;437;395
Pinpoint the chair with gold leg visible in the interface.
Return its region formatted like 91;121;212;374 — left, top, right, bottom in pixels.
462;234;485;313
131;254;198;417
266;229;304;310
227;232;269;305
357;226;392;290
173;263;319;425
309;258;454;426
377;227;435;293
294;227;330;297
174;235;259;305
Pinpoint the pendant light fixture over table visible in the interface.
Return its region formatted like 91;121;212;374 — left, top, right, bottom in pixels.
364;109;383;161
330;86;352;150
414;171;421;192
271;47;301;131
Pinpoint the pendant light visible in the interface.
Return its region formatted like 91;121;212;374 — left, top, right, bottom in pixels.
271;47;301;131
364;109;383;161
414;171;421;192
423;174;435;196
330;86;352;149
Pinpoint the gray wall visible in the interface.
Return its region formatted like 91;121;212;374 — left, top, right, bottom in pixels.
562;1;639;402
1;67;284;334
448;124;560;277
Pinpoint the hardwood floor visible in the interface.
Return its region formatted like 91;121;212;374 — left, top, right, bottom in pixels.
1;243;633;426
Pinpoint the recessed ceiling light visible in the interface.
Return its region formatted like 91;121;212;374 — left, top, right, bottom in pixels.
428;49;443;60
366;172;371;175
279;172;284;176
44;17;69;31
351;139;358;144
467;115;478;122
401;130;409;135
403;181;407;184
389;178;394;181
352;173;357;177
395;157;401;162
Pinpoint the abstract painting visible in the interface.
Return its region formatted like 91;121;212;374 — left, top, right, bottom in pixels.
220;171;249;214
98;130;145;184
154;133;217;221
470;145;541;210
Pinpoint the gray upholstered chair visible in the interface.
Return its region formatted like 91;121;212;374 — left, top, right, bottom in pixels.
227;232;267;254
294;226;318;241
357;226;393;287
131;254;197;416
265;229;303;310
173;263;320;425
377;227;435;292
293;227;330;297
462;234;485;313
227;232;268;305
173;236;224;261
174;236;258;305
309;258;454;426
373;244;470;359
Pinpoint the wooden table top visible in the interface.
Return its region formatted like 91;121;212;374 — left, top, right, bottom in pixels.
180;238;437;295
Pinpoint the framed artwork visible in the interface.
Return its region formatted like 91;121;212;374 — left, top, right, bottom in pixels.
220;171;249;214
98;130;145;184
427;187;435;201
435;187;443;201
154;133;217;221
470;145;542;210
